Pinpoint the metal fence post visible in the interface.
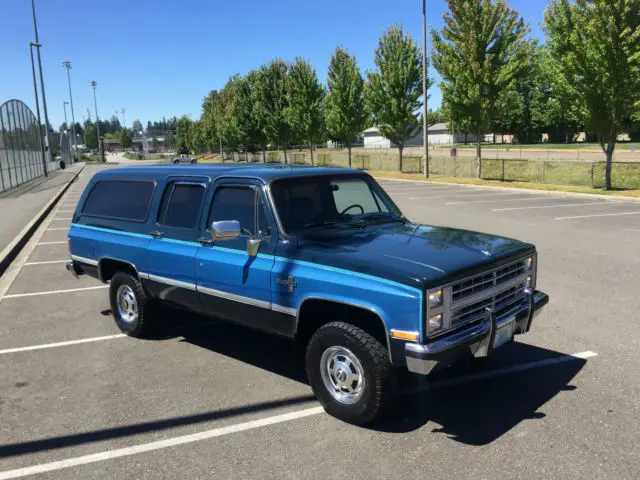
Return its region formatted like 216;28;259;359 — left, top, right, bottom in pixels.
502;158;505;181
590;162;595;188
541;161;546;184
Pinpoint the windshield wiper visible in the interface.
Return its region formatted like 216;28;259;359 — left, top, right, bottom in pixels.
302;220;352;229
358;213;406;224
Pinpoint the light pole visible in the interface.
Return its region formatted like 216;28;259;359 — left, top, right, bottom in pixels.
63;101;70;160
422;0;429;179
90;80;103;162
61;60;78;159
29;42;47;176
121;108;126;128
31;0;52;170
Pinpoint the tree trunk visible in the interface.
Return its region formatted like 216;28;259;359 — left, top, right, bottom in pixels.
348;145;352;168
476;129;482;178
309;138;314;166
262;148;266;163
283;146;287;164
605;148;613;190
399;146;404;173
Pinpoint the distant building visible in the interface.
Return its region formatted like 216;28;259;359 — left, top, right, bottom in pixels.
363;123;480;148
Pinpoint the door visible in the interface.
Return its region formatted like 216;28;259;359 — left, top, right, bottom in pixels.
143;179;207;312
195;179;293;336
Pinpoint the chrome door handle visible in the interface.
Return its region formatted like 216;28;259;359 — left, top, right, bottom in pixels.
150;231;165;238
198;237;214;246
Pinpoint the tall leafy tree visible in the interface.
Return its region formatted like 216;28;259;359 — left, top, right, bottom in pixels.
83;121;98;150
119;128;133;149
175;115;193;154
131;119;143;134
253;59;291;163
284;58;325;165
544;0;640;190
325;47;369;168
431;0;529;177
365;26;424;171
202;89;223;154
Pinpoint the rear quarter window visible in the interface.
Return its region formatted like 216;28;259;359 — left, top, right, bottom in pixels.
82;180;155;221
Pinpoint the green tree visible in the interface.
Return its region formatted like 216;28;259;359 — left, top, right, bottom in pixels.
284;58;325;165
176;115;193;154
152;136;158;150
83;122;98;150
119;128;133;149
164;132;175;151
253;59;291;163
544;0;640;190
431;0;529;177
365;26;424;171
131;119;143;134
202;89;223;154
324;47;369;168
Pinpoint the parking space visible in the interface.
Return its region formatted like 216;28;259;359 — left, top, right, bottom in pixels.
0;167;638;479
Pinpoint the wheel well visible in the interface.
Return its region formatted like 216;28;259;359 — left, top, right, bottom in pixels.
295;299;389;351
99;258;138;283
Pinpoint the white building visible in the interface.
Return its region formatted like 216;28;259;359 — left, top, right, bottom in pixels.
363;123;479;148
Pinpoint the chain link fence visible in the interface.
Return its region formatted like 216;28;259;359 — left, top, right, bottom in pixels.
0;99;59;194
213;148;640;190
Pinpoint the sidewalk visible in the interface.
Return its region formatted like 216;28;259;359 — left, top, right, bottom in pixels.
0;163;85;274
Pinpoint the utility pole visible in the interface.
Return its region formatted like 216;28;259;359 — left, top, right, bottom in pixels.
121;108;126;128
29;42;47;176
31;0;52;170
90;81;103;162
422;0;429;178
62;61;78;159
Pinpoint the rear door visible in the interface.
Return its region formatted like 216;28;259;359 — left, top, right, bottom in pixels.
195;179;293;336
143;177;208;312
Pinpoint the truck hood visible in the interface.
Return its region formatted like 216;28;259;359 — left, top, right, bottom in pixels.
295;223;535;289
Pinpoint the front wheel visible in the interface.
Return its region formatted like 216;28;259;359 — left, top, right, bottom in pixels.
306;322;394;425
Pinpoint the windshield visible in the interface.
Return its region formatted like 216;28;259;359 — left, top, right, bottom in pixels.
270;174;403;234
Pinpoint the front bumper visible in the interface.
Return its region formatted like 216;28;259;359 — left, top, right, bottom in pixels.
405;289;549;375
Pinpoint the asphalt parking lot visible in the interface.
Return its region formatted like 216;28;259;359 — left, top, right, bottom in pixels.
1;164;639;479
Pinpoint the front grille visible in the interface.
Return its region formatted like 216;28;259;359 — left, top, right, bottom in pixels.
452;258;527;302
450;282;527;327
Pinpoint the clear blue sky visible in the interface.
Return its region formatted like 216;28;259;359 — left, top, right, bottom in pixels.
1;0;546;130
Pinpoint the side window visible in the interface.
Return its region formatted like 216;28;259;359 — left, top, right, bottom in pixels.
209;187;256;235
82;180;154;221
158;183;205;229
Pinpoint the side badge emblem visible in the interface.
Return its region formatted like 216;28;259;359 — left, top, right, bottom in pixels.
277;275;297;293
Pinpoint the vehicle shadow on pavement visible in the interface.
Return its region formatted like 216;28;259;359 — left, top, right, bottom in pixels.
145;308;587;446
373;342;587;444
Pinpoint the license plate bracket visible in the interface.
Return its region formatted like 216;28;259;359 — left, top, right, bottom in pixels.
493;318;515;349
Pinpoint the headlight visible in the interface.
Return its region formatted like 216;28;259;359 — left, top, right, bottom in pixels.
428;313;443;334
526;275;533;290
527;256;534;269
428;289;443;308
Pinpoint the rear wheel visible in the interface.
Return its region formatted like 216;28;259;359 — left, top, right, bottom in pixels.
306;321;394;425
109;272;154;337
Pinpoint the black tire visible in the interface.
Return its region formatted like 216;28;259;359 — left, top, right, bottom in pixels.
190;159;197;164
109;272;154;338
173;160;179;164
305;321;394;425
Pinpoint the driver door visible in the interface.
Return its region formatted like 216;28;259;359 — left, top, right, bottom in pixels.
194;179;291;335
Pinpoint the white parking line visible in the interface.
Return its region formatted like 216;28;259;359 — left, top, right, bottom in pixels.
36;241;67;245
2;285;108;299
0;334;126;355
51;217;73;221
46;227;69;231
0;350;596;479
56;210;76;213
493;202;605;212
446;197;550;206
24;260;69;266
556;211;640;220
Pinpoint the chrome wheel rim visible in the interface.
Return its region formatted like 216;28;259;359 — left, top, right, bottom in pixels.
116;285;138;324
320;346;365;404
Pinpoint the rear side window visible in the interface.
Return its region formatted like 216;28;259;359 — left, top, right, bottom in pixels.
157;183;205;229
82;180;154;221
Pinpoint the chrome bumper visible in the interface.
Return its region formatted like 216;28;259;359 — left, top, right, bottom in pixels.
65;260;80;278
405;289;549;375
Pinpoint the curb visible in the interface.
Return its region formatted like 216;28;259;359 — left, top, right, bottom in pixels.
373;175;640;203
0;165;85;278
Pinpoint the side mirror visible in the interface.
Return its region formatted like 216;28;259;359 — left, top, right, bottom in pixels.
211;220;241;241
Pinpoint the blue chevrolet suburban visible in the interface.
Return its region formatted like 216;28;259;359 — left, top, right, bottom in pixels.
66;164;548;424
